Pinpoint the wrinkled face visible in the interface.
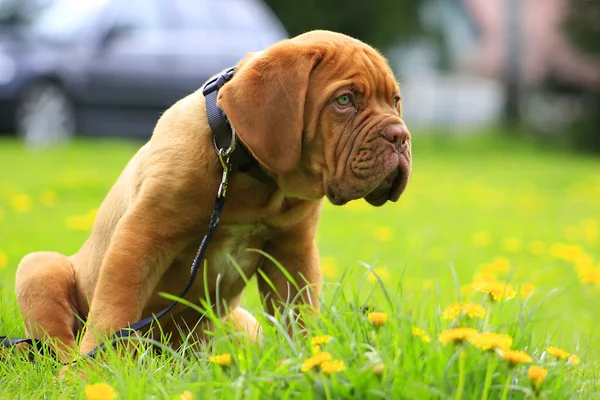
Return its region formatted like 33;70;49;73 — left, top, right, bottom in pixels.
218;31;412;206
304;43;412;206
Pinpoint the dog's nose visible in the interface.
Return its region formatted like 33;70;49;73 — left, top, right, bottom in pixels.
382;124;410;153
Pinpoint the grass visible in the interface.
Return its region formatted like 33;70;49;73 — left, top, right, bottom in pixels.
0;131;599;398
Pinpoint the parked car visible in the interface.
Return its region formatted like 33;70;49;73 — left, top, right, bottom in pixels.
0;0;287;145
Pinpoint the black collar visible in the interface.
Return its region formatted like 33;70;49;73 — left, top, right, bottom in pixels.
202;68;274;184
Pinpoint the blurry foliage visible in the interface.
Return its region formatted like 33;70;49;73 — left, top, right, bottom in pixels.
564;0;600;152
263;0;424;51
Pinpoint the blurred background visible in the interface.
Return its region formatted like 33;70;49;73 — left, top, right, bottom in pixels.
0;0;599;149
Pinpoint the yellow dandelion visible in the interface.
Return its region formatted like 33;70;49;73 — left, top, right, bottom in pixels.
321;359;345;374
490;257;510;273
438;328;478;345
441;302;462;320
0;251;6;269
367;312;388;326
421;279;434;291
84;382;117;400
209;353;232;367
367;267;390;283
502;237;522;253
442;302;486;320
180;391;194;400
40;190;58;207
66;208;98;232
472;281;516;301
321;256;337;279
579;269;600;285
411;326;431;343
311;335;332;346
372;362;385;376
499;349;532;365
473;271;497;284
547;346;569;360
11;194;32;213
300;351;332;372
470;332;513;351
568;354;580;366
473;231;492;247
528;241;547;256
373;226;392;242
345;199;368;211
462;302;486;318
547;347;579;365
527;366;548;390
520;283;535;297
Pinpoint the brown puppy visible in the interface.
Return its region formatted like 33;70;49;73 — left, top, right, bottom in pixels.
14;30;412;362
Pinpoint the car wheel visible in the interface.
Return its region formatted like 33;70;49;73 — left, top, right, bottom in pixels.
16;81;76;147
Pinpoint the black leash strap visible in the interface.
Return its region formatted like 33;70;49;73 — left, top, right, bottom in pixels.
1;68;238;361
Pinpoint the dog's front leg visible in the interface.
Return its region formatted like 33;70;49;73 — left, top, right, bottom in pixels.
258;227;322;326
78;208;186;355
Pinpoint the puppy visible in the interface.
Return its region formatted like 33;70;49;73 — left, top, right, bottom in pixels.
15;30;412;362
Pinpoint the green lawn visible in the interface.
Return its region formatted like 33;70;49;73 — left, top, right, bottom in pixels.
0;132;599;399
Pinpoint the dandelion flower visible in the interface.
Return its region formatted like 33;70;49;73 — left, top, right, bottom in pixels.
438;328;478;345
367;267;390;283
547;346;569;360
373;226;392;242
84;382;117;400
0;251;6;269
473;281;516;301
372;362;385;376
472;231;492;247
499;349;532;365
311;335;332;346
66;208;98;232
411;326;431;343
368;312;388;326
520;283;535;297
527;366;548;390
180;391;194;400
321;359;345;374
568;354;580;366
441;303;461;320
502;237;522;253
470;332;513;351
209;353;232;367
528;241;547;256
321;256;337;279
11;194;32;213
442;302;486;320
547;347;580;365
300;351;332;372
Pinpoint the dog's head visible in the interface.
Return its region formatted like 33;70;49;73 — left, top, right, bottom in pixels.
218;30;411;206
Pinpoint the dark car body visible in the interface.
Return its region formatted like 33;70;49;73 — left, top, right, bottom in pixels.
0;0;286;141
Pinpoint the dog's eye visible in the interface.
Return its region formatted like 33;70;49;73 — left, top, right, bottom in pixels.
335;94;353;107
393;96;401;108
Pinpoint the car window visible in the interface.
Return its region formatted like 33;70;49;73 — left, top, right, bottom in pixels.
29;0;110;41
112;0;162;30
169;0;275;32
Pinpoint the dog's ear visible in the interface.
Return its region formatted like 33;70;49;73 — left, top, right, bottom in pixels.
217;42;323;174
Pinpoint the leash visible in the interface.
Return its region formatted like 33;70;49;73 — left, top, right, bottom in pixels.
1;68;244;361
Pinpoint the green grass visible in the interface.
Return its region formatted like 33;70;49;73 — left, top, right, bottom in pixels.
1;131;599;399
